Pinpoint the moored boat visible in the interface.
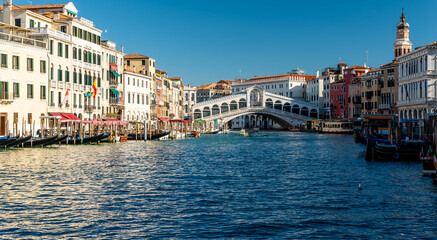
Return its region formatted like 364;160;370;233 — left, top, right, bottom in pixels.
4;135;32;148
23;135;58;148
43;134;69;146
318;121;354;134
421;155;437;176
366;140;423;162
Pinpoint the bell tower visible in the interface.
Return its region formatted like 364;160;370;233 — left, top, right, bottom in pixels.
394;9;413;59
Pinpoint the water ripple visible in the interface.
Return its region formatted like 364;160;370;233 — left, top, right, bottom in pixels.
0;132;436;238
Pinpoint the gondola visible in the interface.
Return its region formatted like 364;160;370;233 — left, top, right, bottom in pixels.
205;130;220;134
23;135;58;148
43;134;69;146
0;135;19;148
365;140;423;162
62;133;106;145
127;133;146;140
0;136;10;146
150;131;170;140
4;135;32;148
353;128;367;144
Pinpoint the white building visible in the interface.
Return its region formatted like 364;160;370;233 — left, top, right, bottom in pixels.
397;42;437;119
230;70;315;128
123;71;150;123
305;72;324;112
0;20;48;135
183;84;197;119
0;1;124;121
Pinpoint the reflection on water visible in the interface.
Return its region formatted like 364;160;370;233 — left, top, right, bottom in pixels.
0;132;436;238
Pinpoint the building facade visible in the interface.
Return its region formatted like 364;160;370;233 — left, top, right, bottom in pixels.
397;42;437;119
122;71;151;123
183;84;197;119
379;62;398;114
0;18;48;135
361;69;381;115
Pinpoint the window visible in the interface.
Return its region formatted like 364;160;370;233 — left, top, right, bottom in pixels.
40;60;46;73
93;53;96;64
79;72;82;84
27;58;33;71
1;54;7;68
65;45;69;58
142;60;146;65
58;69;63;81
40;85;46;99
58;42;63;57
13;83;19;98
27;84;34;98
12;56;19;69
127;60;130;66
65;71;70;82
29;19;34;28
14;18;21;27
49;40;53;55
78;49;82;61
73;71;77;83
97;55;101;65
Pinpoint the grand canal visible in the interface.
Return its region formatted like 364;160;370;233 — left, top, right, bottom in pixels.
0;132;436;238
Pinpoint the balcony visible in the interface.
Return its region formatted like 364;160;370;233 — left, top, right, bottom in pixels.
0;32;46;48
74;104;77;108
0;92;14;104
58;103;62;108
66;103;70;108
66;82;71;89
50;80;57;88
86;85;91;92
50;102;55;107
58;81;64;89
29;27;70;42
80;85;85;92
74;84;79;90
379;103;391;110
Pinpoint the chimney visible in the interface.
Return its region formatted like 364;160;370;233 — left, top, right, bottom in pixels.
316;70;319;78
133;66;136;73
3;0;13;26
54;13;61;20
121;45;124;53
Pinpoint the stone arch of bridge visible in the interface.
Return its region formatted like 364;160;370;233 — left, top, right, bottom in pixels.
222;111;298;129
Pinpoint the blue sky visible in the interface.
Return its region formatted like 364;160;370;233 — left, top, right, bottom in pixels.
15;0;437;86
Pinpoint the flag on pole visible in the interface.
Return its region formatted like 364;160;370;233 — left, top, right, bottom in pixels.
61;89;69;105
92;77;97;99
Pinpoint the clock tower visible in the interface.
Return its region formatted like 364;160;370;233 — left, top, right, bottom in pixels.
394;10;413;59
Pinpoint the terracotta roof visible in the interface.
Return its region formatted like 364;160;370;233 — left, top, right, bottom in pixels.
218;80;237;84
380;61;399;68
0;4;23;10
41;11;71;19
427;42;437;47
169;77;182;81
124;54;149;59
344;65;369;70
368;68;380;73
338;62;348;66
0;3;67;11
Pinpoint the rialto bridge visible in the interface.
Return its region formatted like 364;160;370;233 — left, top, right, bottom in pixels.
190;86;319;129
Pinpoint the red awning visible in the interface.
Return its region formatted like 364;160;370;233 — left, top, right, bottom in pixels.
61;113;81;122
49;112;69;121
158;117;169;122
169;119;184;122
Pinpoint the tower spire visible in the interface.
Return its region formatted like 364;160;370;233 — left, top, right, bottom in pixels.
393;9;412;59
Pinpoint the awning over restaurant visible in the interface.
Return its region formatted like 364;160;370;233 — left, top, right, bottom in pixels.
49;112;82;122
169;119;190;123
49;113;68;121
110;70;121;77
158;117;169;122
103;119;128;126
